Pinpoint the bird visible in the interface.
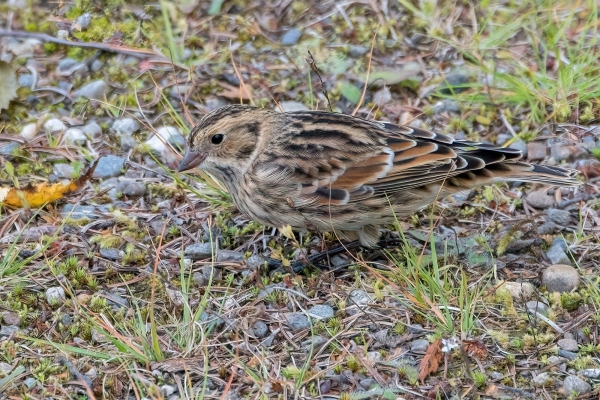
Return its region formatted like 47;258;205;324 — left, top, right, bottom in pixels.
178;105;581;247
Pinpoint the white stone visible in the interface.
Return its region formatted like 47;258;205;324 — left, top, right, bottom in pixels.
20;123;38;140
44;118;66;133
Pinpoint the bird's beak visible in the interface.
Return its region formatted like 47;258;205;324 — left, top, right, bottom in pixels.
178;150;206;172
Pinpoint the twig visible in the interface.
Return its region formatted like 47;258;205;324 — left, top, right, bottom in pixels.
305;51;332;112
0;29;170;61
352;24;379;116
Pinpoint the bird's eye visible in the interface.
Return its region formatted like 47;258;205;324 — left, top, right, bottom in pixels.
211;134;224;145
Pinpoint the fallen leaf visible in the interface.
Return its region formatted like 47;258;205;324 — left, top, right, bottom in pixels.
0;61;19;112
365;62;421;87
340;82;361;104
418;339;442;384
0;158;100;208
462;339;488;360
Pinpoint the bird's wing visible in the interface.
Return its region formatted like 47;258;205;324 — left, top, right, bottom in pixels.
259;112;577;208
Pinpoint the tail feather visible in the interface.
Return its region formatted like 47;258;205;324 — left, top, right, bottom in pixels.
491;162;581;186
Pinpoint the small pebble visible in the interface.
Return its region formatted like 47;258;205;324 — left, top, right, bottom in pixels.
542;264;579;293
165;287;185;307
93;155;125;178
53;163;76;179
64;128;87;145
23;377;37;389
410;339;430;353
526;301;548;314
508;139;528;157
580;369;600;379
281;28;302;45
2;311;21;326
563;375;591;395
99;248;124;261
155;126;185;148
526;189;555;209
252;321;269;338
184;243;216;260
44;118;66;133
546;245;572;265
112;118;139;136
307;304;334;321
116;179;146;197
284;312;310;331
75;79;110;100
82;121;102;139
532;372;551;387
546;208;570;225
527;141;548;161
373;87;392;105
216;250;244;262
46;286;66;305
503;281;535;300
558;338;579;352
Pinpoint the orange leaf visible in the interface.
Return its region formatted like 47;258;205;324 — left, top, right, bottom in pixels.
1;158;100;209
418;339;442;384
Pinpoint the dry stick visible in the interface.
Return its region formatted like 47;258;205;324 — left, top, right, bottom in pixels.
0;29;169;60
306;51;332;112
229;42;254;105
352;24;379;116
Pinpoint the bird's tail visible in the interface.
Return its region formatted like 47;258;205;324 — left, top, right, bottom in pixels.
491;162;582;186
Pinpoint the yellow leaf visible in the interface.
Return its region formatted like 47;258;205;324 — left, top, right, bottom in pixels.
475;115;491;125
280;225;295;240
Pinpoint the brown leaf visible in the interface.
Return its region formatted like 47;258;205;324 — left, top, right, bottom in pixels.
463;339;488;360
418;339;442;384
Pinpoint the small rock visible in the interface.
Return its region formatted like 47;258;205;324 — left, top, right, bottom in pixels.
528;141;548;161
366;351;382;363
18;73;33;87
546;245;572;265
284;312;310;331
23;377;37;389
407;324;424;334
558;350;578;360
205;97;227;111
546;208;571;225
46;287;66;305
2;311;21;326
307;304;334;321
348;289;371;306
120;135;137;152
277;101;309;112
75;79;110;100
373;87;392;105
526;189;555;209
165;287;185;307
496;133;511;146
216;250;244;262
0;325;18;336
44;118;66;134
0;142;21;157
503;281;535;300
245;255;266;270
112;118;139;136
252;321;269;338
410;339;430;353
301;335;328;349
490;371;503;380
52;163;75;179
532;372;552;387
64;128;87;145
542;264;579;293
359;378;376;389
93;155;125;178
438;72;470;94
558;338;579;352
99;248;124;261
563;375;591;395
160;385;176;397
155;126;185;148
509;139;528;158
184;243;216;260
580;369;600;379
348;45;368;57
281;28;302;45
82;121;102;139
117;179;146;197
538;221;559;235
75;12;92;29
57;58;83;75
60;204;97;219
202;265;222;282
526;301;548;314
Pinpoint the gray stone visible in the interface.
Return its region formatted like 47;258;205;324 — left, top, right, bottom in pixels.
82;121;102;139
245;255;266;270
205;97;227;111
2;311;20;326
252;321;269;338
526;301;548;314
0;142;20;156
165;287;184;306
75;79;110;100
558;350;578;360
155;126;185;148
117;179;146;197
112;118;139;136
160;385;176;397
100;248;124;261
366;351;382;362
281;28;302;45
75;12;91;29
0;325;18;336
277;101;309;112
60;204;98;219
52;163;75;179
120;135;137;152
348;290;371;306
537;221;558;235
64;128;87;145
284;312;310;331
57;58;83;75
44;118;66;133
528;141;547;161
527;190;555;209
308;304;334;321
546;245;572;265
46;286;66;305
216;250;244;263
437;72;470;94
410;339;430;353
184;243;216;260
373;87;392;105
407;324;424;333
18;73;33;87
23;377;37;389
504;281;535;300
496;133;511;146
436;99;461;114
509;139;528;157
532;372;551;387
301;335;327;349
563;375;591;395
93;155;125;178
348;45;368;57
542;264;579;293
580;369;600;379
558;338;579;352
546;208;570;225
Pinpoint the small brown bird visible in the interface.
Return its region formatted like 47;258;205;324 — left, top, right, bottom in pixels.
178;105;580;246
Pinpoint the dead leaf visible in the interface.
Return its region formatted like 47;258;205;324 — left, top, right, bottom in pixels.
0;158;100;208
0;61;19;112
418;339;442;384
462;339;488;360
